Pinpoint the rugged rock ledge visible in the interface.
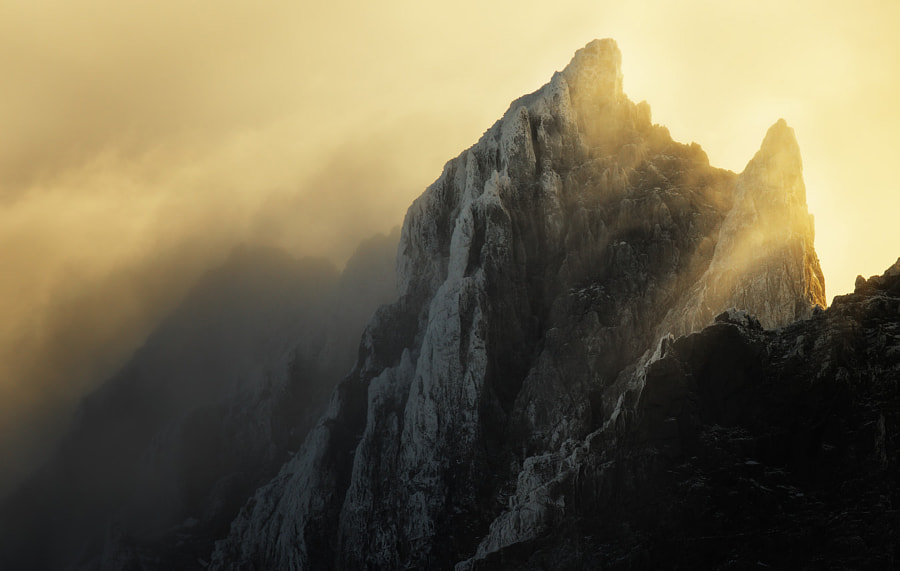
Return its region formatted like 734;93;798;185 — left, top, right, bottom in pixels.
211;39;829;569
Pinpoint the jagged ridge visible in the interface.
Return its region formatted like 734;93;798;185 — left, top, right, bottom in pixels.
211;39;827;569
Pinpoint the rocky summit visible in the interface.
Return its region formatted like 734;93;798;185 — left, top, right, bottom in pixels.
207;39;867;570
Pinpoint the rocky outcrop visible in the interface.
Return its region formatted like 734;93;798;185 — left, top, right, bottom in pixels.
658;118;826;337
211;39;827;569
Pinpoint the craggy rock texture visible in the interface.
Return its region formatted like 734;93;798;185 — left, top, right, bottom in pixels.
658;117;826;338
461;257;900;569
0;231;398;571
211;39;830;569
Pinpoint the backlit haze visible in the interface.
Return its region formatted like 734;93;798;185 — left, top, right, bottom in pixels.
1;0;898;494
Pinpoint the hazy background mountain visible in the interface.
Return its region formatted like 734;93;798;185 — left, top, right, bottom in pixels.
0;229;398;570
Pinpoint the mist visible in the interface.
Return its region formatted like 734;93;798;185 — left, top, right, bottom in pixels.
0;230;401;569
2;0;899;499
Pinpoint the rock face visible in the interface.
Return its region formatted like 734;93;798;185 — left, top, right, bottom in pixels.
0;231;399;571
211;39;830;569
659;118;826;337
463;257;900;569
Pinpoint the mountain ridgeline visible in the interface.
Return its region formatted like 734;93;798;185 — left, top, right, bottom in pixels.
5;39;898;570
204;39;861;569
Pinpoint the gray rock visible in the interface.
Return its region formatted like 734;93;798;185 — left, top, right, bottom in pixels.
211;39;826;569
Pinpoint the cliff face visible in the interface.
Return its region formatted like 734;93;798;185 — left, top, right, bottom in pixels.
211;39;827;569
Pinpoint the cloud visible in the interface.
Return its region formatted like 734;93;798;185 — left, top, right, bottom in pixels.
0;111;468;494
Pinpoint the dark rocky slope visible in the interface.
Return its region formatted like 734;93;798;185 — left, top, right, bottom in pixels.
468;257;900;569
0;231;398;570
210;39;832;569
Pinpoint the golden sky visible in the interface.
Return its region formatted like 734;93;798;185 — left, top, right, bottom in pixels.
1;0;898;491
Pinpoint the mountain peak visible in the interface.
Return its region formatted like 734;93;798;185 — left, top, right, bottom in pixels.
748;118;803;182
561;38;624;102
552;38;633;150
209;41;831;570
563;39;622;86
